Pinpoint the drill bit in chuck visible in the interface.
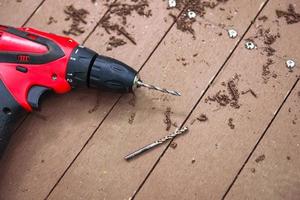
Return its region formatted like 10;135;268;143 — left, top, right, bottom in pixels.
125;127;188;160
136;80;181;96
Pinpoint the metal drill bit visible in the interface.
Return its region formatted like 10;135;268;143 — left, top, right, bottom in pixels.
136;80;181;96
125;127;188;160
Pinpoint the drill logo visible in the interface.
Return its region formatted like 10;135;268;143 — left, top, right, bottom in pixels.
18;55;30;62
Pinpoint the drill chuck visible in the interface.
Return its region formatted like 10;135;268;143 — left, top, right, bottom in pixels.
89;55;137;92
66;46;181;96
0;25;181;158
66;46;138;92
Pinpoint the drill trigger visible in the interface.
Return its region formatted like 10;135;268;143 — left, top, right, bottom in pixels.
27;86;51;109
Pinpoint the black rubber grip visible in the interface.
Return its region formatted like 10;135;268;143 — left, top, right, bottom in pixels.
0;80;26;158
89;55;137;92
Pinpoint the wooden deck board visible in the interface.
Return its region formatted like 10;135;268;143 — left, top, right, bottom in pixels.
45;1;270;199
136;0;300;199
25;0;112;42
0;0;44;26
0;0;182;199
0;0;299;199
226;82;300;200
0;1;112;199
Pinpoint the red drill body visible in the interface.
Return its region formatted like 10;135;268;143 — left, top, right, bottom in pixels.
0;25;180;157
0;25;78;111
0;25;138;156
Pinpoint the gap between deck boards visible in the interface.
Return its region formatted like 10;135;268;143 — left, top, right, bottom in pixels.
131;0;271;198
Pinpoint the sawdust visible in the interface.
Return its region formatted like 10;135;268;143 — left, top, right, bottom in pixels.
100;1;152;50
241;89;257;98
206;91;231;106
227;80;239;101
253;27;280;57
206;74;241;109
197;114;208;122
276;4;300;24
47;16;58;25
170;142;178;149
262;58;276;83
168;0;229;38
228;118;235;129
176;57;189;66
263;46;276;57
164;107;173;131
257;28;280;46
128;112;136;124
107;36;127;51
258;15;268;22
63;5;89;36
255;154;265;163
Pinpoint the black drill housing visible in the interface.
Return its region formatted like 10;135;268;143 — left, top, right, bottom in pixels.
66;46;137;92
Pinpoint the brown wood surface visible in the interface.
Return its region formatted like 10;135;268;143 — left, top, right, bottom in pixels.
0;0;44;26
0;0;181;199
136;0;300;199
226;82;300;200
26;0;111;42
45;0;272;199
0;0;299;199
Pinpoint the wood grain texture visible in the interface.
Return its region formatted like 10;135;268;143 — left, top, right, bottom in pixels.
46;1;268;199
26;0;112;42
136;0;300;199
226;82;300;200
0;0;44;26
0;0;112;199
0;0;181;199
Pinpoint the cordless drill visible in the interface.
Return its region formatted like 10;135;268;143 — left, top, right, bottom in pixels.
0;25;180;157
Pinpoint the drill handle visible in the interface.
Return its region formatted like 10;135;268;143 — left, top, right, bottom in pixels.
0;80;27;158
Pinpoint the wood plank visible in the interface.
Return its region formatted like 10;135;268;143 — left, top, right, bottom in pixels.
226;82;300;200
0;0;44;26
0;0;111;199
0;0;182;199
46;1;268;199
25;0;111;42
135;0;300;199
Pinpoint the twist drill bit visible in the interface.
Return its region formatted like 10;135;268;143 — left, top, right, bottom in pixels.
125;127;188;160
136;80;181;96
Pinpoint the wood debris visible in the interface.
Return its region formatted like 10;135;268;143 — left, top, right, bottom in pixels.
206;74;241;109
100;1;152;50
276;4;300;24
164;107;173;131
228;118;235;129
241;89;257;98
167;0;229;38
63;5;89;36
255;154;265;163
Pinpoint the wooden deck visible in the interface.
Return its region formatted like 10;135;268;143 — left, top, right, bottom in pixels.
0;0;299;199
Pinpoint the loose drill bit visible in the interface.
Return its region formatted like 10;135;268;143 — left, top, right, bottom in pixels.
136;80;181;96
125;127;188;160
